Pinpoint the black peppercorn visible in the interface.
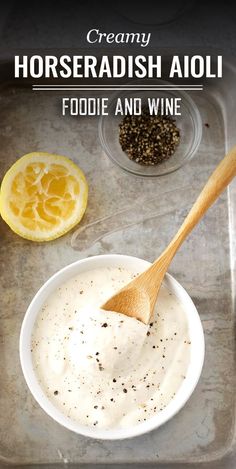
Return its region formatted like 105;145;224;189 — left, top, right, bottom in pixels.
119;107;180;166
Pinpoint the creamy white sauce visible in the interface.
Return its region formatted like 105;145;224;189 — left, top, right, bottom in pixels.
32;266;191;429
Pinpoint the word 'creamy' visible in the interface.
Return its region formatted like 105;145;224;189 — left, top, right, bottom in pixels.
86;30;151;48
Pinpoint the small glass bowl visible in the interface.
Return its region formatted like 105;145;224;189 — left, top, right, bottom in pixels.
98;84;202;177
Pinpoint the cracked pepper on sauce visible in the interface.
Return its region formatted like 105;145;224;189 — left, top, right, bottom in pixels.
31;266;191;429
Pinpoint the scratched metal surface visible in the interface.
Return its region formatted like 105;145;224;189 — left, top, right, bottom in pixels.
0;61;235;468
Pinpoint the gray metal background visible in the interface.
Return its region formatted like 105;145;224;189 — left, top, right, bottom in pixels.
0;55;235;468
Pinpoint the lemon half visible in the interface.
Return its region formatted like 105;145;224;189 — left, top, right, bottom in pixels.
0;152;88;241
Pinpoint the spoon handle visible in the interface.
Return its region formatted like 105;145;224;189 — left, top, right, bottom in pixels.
156;145;236;265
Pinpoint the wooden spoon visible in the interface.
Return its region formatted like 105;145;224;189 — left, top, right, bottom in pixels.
102;146;236;324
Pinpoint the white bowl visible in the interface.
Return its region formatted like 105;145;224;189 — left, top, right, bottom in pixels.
19;254;205;440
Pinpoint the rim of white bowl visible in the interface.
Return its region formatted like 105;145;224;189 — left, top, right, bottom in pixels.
19;254;205;440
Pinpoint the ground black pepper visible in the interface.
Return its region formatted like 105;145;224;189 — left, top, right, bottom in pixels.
119;107;180;166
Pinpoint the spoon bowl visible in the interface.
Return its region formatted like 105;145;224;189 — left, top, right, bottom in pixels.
103;286;151;324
